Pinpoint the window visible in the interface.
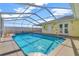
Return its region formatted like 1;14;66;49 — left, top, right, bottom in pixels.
64;24;68;33
65;24;68;27
65;29;68;33
59;23;69;34
60;24;63;28
59;24;63;33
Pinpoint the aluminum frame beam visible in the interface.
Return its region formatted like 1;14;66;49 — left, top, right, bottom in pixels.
3;17;41;24
0;12;34;14
17;6;30;17
0;3;55;24
2;12;47;23
23;8;44;22
0;14;3;37
1;13;46;21
2;8;45;24
1;3;69;26
27;17;40;24
21;19;37;25
19;3;57;20
20;3;71;9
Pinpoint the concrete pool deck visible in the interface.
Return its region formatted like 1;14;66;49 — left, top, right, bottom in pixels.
0;36;24;56
0;34;79;56
49;37;79;56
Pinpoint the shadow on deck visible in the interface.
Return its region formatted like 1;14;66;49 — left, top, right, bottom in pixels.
0;49;21;56
70;38;79;56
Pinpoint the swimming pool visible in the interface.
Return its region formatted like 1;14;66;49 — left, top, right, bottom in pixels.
12;33;64;56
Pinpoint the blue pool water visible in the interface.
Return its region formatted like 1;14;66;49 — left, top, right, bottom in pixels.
12;33;64;55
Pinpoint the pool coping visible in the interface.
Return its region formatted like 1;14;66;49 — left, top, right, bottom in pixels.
48;39;66;56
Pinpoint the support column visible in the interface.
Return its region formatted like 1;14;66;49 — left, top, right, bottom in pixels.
0;14;4;37
71;3;79;19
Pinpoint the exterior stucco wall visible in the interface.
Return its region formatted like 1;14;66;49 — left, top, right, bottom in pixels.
42;19;79;37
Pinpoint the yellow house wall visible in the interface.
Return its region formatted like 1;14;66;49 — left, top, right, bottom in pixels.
42;19;79;37
42;24;48;33
42;21;58;34
69;20;79;37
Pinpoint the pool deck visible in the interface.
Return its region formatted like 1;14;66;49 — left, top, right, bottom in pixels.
0;34;79;56
0;35;24;56
49;37;79;56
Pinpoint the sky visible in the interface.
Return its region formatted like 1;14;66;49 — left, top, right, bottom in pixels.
0;3;73;27
0;3;71;12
